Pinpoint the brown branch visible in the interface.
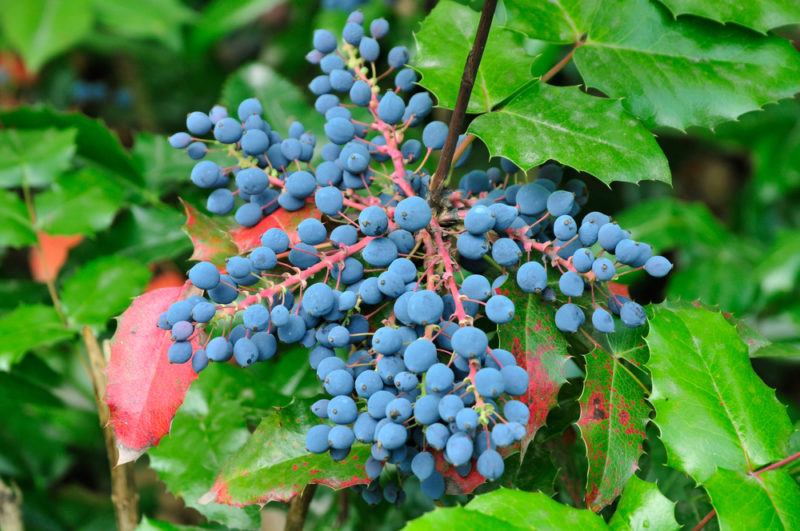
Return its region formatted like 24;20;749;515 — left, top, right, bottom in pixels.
428;0;498;210
692;451;800;531
540;39;584;83
82;327;139;531
0;479;22;531
284;484;317;531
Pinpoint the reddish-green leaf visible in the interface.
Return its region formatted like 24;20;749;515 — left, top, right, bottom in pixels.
578;348;650;510
497;284;569;457
181;199;239;267
646;301;794;482
208;398;370;506
106;282;200;463
230;202;318;254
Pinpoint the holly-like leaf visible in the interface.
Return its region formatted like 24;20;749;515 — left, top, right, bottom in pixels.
756;230;800;300
93;0;195;51
0;0;93;72
191;0;282;52
574;0;800;131
502;0;599;44
658;0;800;34
608;475;679;530
181;199;239;266
208;398;370;506
0;305;74;370
222;63;325;137
0;128;76;188
704;468;800;530
468;83;670;186
0;189;36;248
578;348;650;510
0;106;143;186
646;301;794;482
148;364;264;529
497;283;569;456
230;202;318;254
107;283;200;463
60;255;152;327
406;487;607;530
131;132;197;192
414;0;534;114
34;168;125;236
93;205;192;265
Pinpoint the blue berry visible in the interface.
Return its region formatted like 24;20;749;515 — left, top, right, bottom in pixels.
592;307;615;333
313;29;338;53
213;117;243;144
358;206;389;236
516;261;547;293
559;271;584;297
477;449;504;480
620;301;646;327
486;295;515;324
422;121;448;149
394;196;431;232
645;256;672;277
491;238;521;266
377;92;405;124
555;303;584;333
592;257;616;281
186;112;212;135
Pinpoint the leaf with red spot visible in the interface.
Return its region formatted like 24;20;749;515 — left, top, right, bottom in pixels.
230;202;318;253
433;451;486;495
498;285;570;457
106;282;200;464
207;398;370;506
181;199;239;267
577;347;650;511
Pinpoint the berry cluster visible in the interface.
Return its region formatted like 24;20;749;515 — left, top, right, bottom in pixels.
160;10;672;504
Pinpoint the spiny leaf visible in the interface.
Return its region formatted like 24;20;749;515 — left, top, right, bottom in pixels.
646;301;794;482
0;189;36;248
0;305;74;370
468;82;671;186
209;398;370;506
502;0;599;44
0;128;76;188
106;283;200;463
181;199;239;267
574;0;800;130
414;0;535;113
704;468;800;530
94;205;191;265
230;202;319;254
497;283;569;457
577;348;650;510
608;475;679;530
658;0;800;34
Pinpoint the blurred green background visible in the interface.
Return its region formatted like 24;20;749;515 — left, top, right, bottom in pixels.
0;0;797;529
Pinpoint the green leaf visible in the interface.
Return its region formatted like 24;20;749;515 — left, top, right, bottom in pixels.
646;301;793;482
209;398;370;505
131;132;196;192
0;0;93;72
658;0;800;34
136;516;223;530
181;200;239;267
0;128;76;188
60;256;151;327
148;364;262;529
573;0;800;130
0;189;36;248
578;348;650;510
609;475;679;531
477;488;607;529
502;0;598;44
469;82;670;185
34;169;125;236
756;231;800;300
414;1;534;113
92;205;192;265
497;283;570;455
191;0;281;51
0;106;143;187
704;469;800;530
222;63;325;137
92;0;195;50
404;507;528;531
0;305;74;370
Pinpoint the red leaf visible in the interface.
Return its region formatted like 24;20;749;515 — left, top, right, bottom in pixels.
106;282;199;463
229;202;318;253
28;232;83;282
146;264;185;292
434;451;486;495
500;287;570;458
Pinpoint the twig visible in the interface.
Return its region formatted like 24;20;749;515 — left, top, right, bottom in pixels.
336;490;349;526
428;0;498;210
692;451;800;531
0;479;22;531
540;39;584;83
284;484;317;531
82;327;139;531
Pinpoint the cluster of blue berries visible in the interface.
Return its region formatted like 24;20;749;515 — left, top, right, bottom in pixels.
160;10;672;505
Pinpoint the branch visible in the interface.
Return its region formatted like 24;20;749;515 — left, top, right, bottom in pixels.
0;479;22;531
284;484;317;531
692;451;800;531
82;327;139;531
428;0;498;210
